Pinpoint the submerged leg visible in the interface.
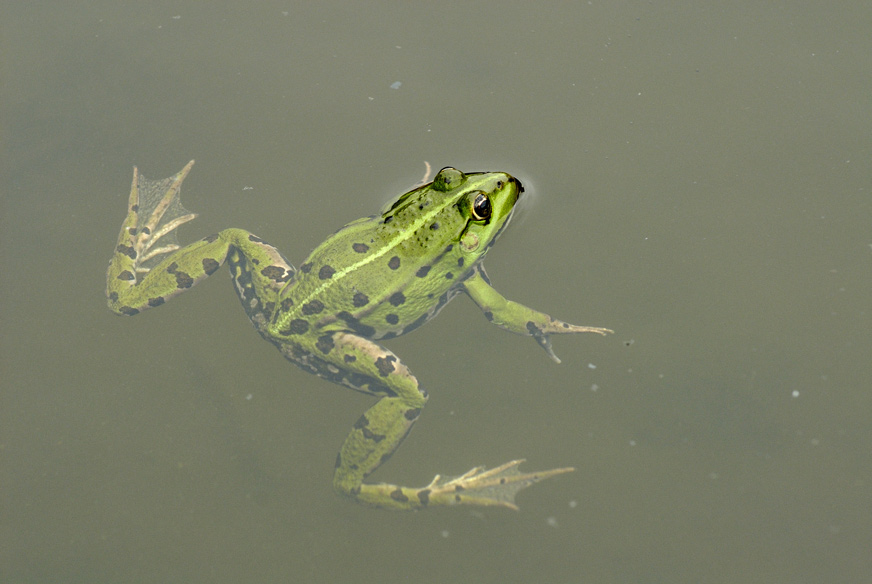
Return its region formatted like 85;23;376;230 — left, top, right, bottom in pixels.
463;265;613;363
285;331;573;510
106;162;293;321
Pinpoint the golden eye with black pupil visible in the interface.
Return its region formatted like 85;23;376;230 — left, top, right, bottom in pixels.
471;193;491;221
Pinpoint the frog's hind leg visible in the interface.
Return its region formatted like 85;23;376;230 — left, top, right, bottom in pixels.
290;331;573;510
283;331;430;510
107;162;294;321
107;161;198;314
107;226;288;318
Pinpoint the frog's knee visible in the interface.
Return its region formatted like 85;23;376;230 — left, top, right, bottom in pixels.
332;464;361;498
408;387;428;409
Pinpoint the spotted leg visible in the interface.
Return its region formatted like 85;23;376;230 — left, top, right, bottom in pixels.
106;162;294;324
281;331;573;510
463;265;613;363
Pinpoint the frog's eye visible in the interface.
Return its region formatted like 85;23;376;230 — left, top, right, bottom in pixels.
434;167;464;192
471;193;491;221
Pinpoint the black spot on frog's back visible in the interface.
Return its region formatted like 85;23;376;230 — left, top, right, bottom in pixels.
280;319;310;336
302;299;325;315
388;292;405;306
319;265;336;280
352;292;369;307
315;333;335;354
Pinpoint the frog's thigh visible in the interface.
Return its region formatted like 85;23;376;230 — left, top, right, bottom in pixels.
222;229;294;325
300;332;428;498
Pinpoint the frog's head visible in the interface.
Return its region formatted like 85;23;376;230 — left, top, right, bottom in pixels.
431;167;522;259
379;167;522;263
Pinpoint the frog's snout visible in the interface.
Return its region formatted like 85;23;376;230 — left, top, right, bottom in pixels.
511;177;524;203
503;175;522;195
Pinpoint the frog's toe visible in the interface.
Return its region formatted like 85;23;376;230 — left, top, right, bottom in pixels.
424;460;574;510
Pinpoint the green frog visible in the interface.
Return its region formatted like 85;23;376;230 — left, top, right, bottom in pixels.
106;161;612;510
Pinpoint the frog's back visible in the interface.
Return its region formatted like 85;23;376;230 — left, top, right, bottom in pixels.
278;194;472;339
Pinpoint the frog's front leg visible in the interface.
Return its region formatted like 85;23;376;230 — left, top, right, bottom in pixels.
462;265;613;363
287;331;572;510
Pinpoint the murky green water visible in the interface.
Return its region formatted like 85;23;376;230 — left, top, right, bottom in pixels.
2;2;870;582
